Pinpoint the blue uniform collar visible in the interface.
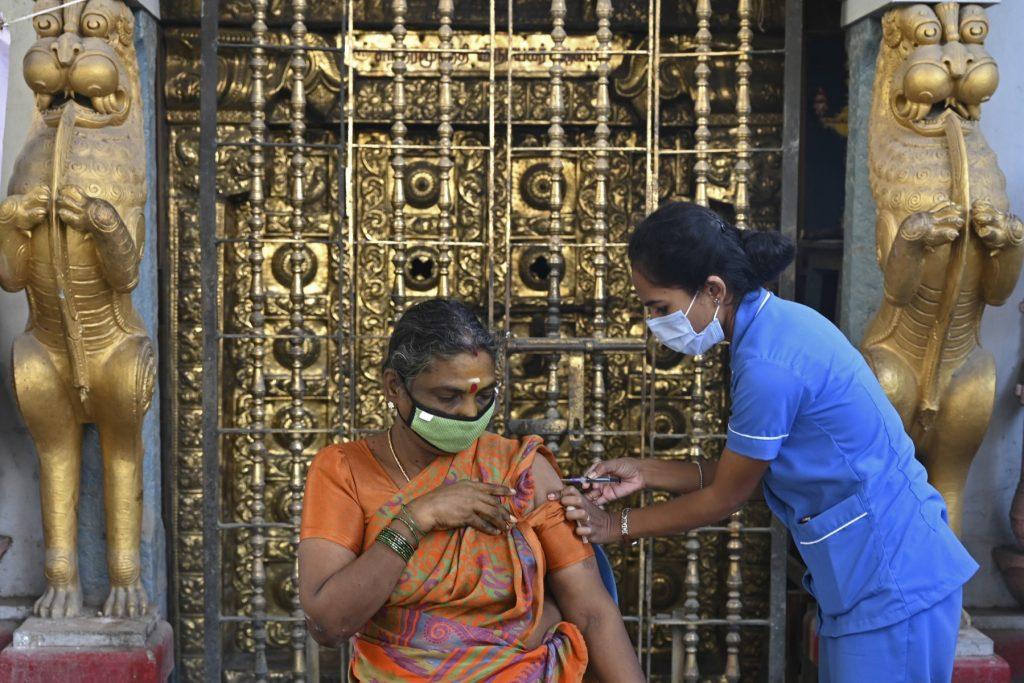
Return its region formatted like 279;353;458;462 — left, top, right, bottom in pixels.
729;287;770;360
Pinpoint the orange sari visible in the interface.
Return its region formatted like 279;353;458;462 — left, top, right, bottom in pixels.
300;432;593;682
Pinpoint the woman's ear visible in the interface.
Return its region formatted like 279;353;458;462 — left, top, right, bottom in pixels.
705;276;729;304
382;368;403;404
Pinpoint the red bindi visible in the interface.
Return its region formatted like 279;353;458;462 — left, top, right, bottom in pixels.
469;382;479;394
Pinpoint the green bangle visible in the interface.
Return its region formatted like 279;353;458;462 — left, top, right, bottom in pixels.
377;527;415;563
397;505;424;541
394;514;421;542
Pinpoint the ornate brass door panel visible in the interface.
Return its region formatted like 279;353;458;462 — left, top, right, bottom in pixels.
163;0;800;679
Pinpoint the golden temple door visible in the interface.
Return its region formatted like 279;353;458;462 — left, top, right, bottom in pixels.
161;0;802;679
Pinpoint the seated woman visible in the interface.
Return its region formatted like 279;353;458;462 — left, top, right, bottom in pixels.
298;298;642;682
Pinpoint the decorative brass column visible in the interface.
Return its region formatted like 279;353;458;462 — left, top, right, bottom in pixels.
684;4;713;679
390;0;409;316
287;1;310;678
726;5;753;680
437;0;455;297
590;0;613;470
245;1;270;678
545;0;568;456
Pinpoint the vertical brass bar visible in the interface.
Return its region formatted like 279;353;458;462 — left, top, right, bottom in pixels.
590;0;612;467
641;0;661;669
694;0;712;207
247;2;269;679
437;0;455;297
501;0;514;430
503;0;516;429
651;0;662;209
683;531;701;682
335;5;350;444
683;354;707;683
643;0;659;215
725;509;744;682
726;6;753;679
306;636;319;681
345;0;358;437
287;1;309;679
545;0;567;455
567;354;586;445
735;0;752;230
670;607;685;681
684;6;712;674
485;0;496;330
390;0;409;317
199;0;222;675
640;339;652;670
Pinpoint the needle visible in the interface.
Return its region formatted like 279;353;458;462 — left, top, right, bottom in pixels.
560;476;621;485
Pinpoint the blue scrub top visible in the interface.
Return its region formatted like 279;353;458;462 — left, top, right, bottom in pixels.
725;289;978;637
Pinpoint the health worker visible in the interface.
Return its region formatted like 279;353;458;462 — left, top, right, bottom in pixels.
556;201;978;682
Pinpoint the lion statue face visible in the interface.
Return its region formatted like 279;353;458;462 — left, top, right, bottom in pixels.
882;2;998;137
22;0;136;128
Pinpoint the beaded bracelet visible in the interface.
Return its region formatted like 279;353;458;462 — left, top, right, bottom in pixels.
377;527;416;563
396;505;424;542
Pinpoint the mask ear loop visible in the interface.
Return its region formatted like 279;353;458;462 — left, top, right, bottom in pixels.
684;290;721;320
395;378;419;428
684;291;699;317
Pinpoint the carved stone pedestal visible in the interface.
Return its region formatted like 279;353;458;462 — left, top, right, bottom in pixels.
0;616;173;683
953;627;1011;683
971;610;1024;682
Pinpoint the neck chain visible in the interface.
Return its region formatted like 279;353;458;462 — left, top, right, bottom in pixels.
386;428;412;483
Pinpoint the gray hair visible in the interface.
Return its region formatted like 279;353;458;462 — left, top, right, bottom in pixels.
384;299;498;382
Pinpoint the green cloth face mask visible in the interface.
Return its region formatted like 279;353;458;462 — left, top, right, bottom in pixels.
401;392;496;454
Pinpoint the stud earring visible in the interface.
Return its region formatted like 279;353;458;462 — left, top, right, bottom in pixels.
387;401;395;411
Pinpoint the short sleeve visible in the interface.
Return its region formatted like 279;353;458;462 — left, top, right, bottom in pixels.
725;359;806;461
300;445;365;554
529;501;595;573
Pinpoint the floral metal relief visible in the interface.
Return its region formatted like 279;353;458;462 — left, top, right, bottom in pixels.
164;0;787;678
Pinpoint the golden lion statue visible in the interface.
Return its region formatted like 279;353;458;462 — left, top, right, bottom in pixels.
0;0;154;617
862;2;1024;537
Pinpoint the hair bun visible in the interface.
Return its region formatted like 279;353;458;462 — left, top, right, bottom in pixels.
740;229;796;285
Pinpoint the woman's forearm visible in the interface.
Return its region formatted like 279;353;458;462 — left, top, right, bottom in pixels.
641;458;715;495
577;603;644;682
304;522;412;644
626;484;741;539
642;458;766;501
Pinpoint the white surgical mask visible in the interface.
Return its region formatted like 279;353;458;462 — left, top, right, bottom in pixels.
645;292;724;355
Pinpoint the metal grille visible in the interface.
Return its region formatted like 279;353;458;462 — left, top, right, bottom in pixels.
177;0;803;679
